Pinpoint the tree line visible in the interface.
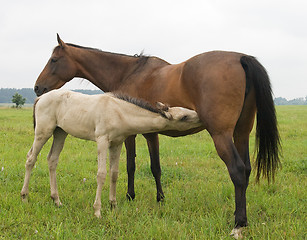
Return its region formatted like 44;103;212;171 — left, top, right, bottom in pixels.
274;97;307;105
0;88;306;105
0;88;103;104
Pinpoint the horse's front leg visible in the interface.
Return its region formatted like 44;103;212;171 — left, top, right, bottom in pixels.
47;127;67;207
109;142;123;208
124;135;136;200
93;136;108;218
143;133;164;202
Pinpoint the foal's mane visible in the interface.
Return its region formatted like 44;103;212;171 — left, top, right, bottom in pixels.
113;93;167;118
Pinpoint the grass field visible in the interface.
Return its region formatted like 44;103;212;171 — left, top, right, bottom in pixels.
0;106;306;239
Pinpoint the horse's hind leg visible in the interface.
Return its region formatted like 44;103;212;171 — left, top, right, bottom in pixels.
233;135;251;187
211;132;248;229
125;135;136;200
144;133;165;202
21;132;52;201
47;127;67;207
234;89;256;186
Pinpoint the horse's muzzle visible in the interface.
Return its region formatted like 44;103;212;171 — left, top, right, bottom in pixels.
34;85;47;96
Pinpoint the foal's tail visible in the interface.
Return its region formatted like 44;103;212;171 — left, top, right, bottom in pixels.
240;56;281;183
33;98;40;130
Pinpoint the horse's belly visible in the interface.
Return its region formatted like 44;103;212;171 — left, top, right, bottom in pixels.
158;126;205;137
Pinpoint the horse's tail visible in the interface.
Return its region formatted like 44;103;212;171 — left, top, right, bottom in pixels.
33;98;40;130
240;55;281;183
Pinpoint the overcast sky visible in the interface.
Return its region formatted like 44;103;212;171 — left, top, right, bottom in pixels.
1;0;306;99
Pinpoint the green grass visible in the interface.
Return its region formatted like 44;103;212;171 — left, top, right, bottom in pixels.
0;106;306;239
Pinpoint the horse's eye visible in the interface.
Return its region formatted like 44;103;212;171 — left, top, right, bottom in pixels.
51;58;58;63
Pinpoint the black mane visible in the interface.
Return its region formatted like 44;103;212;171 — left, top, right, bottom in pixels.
113;93;167;118
67;43;102;52
66;43;149;60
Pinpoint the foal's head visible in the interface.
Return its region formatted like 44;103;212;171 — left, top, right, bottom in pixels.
34;34;78;96
156;102;202;130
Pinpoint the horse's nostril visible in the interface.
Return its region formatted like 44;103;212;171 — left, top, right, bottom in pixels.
34;86;39;92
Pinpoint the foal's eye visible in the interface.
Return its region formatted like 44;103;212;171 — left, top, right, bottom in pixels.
180;115;188;121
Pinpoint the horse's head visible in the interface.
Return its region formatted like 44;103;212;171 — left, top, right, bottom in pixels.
156;102;202;130
34;34;78;96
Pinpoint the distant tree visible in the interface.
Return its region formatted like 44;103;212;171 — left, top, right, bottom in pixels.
274;97;288;105
288;97;305;105
12;93;26;108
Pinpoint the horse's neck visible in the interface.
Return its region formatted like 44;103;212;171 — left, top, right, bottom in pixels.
70;48;137;92
70;46;169;92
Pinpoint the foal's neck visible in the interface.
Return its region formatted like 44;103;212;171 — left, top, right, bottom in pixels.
124;107;168;134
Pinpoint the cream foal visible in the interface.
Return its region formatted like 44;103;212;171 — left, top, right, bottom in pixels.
21;89;202;218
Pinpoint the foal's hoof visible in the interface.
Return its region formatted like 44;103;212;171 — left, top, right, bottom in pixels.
126;193;135;201
230;228;243;239
21;194;28;203
94;210;101;218
54;200;62;208
51;196;62;207
109;200;117;209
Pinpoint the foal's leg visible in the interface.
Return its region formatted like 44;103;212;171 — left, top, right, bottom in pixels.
47;127;67;207
109;143;123;208
93;136;108;218
143;133;164;202
21;133;52;201
124;135;136;200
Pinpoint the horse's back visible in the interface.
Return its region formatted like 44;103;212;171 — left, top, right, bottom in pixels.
180;51;247;132
123;51;248;134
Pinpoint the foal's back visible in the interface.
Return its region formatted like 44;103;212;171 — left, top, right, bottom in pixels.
35;90;110;141
35;90;164;142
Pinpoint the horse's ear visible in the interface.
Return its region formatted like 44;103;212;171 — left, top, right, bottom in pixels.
156;102;169;111
57;33;65;48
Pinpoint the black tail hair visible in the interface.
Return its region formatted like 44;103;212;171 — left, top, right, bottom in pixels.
240;56;281;183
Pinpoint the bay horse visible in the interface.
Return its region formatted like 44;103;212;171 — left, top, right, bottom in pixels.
21;89;202;218
34;34;281;236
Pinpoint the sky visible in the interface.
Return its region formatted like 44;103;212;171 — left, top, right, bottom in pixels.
1;0;306;100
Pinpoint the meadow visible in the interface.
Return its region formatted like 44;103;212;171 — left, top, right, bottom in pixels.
0;106;306;239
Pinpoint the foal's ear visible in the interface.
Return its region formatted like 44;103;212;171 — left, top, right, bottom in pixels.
156;102;169;111
163;112;173;120
57;33;65;48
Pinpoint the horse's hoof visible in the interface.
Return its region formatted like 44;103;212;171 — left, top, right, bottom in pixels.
230;228;243;239
126;193;135;201
157;192;165;202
